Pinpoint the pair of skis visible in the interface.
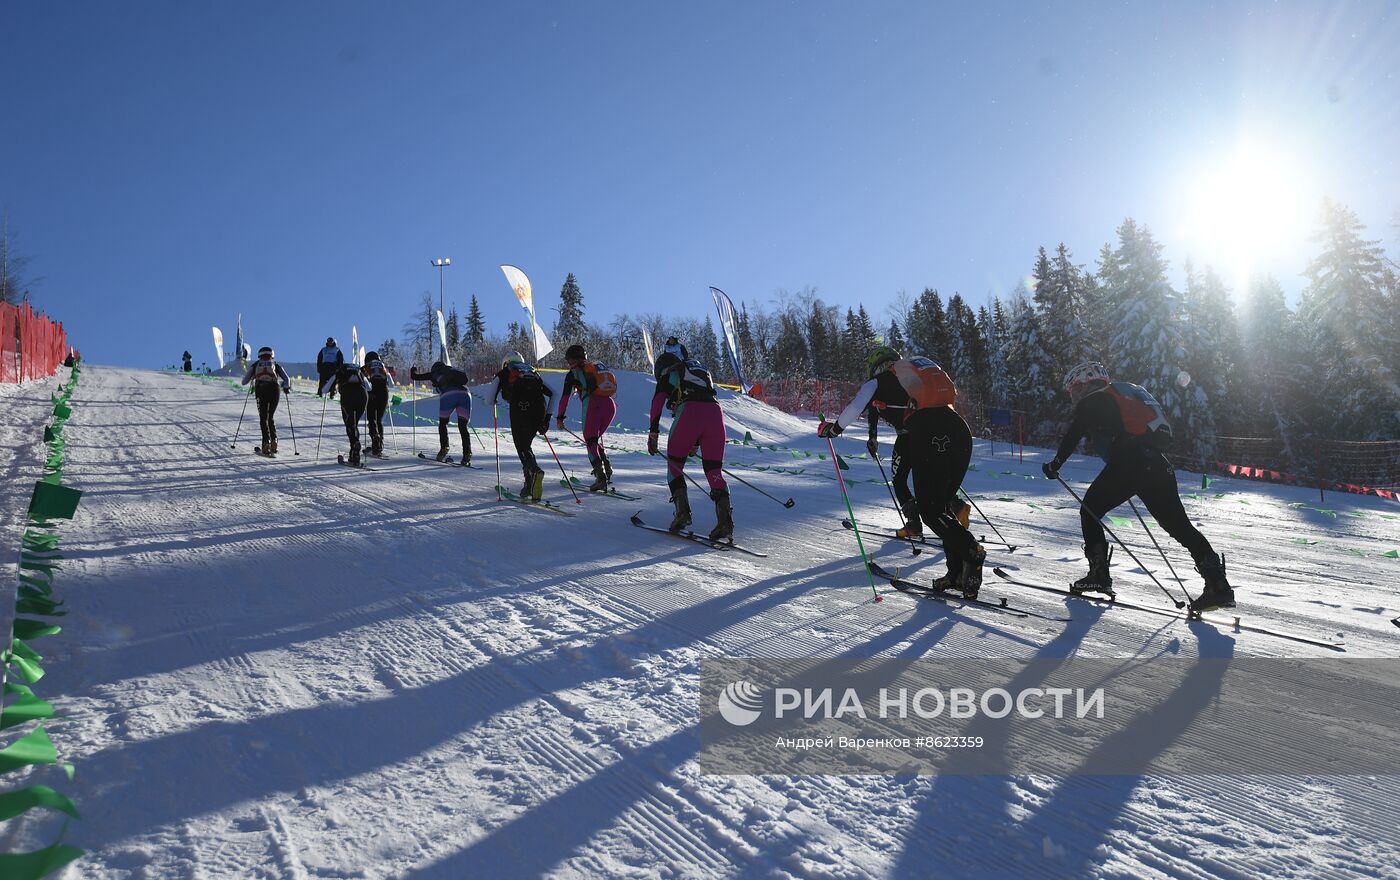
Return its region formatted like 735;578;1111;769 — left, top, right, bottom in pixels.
866;562;1065;620
630;512;767;557
840;519;1019;552
495;485;577;516
991;568;1346;651
417;451;481;469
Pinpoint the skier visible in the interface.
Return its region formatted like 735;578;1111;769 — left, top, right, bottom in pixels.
316;337;344;397
240;346;292;455
555;344;618;491
1043;362;1234;613
321;362;370;466
408;361;471;463
647;339;734;541
819;347;985;597
182;350;193;373
359;351;397;458
487;352;553;499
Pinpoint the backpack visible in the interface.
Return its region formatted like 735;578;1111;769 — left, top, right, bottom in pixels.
253;359;279;383
890;357;956;410
588;361;618;398
1104;382;1173;447
678;359;716;398
441;367;470;390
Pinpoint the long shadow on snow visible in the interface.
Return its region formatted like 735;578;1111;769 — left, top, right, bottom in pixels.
68;554;1035;854
889;607;1233;879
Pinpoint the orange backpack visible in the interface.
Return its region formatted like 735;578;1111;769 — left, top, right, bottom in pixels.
890;357;956;410
587;361;618;398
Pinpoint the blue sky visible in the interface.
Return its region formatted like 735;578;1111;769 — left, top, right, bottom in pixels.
2;1;1397;367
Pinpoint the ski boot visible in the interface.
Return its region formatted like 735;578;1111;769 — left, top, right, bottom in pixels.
349;447;362;467
1189;552;1235;615
520;468;534;498
602;453;614;484
530;469;545;501
948;498;971;529
668;479;692;532
587;460;609;492
929;568;959;593
959;543;987;600
894;498;922;539
268;439;279;456
1071;544;1115;596
435;445;451;462
709;488;734;542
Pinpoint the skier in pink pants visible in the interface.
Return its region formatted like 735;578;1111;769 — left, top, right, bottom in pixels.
555;343;619;492
647;338;733;540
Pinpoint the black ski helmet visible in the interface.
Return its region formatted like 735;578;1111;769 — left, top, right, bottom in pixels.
365;351;379;362
258;346;274;358
430;360;445;374
326;337;337;347
565;344;586;361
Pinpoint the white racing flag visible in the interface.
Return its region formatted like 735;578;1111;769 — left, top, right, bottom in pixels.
499;264;553;360
710;287;752;393
351;325;360;365
641;327;655;366
211;327;225;369
436;310;452;367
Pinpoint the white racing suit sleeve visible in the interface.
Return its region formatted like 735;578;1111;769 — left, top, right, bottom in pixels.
834;379;879;431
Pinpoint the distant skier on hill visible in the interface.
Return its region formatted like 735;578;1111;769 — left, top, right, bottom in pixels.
241;346;291;455
360;351;396;458
316;337;344;398
555;343;618;492
487;352;553;500
409;361;472;463
182;350;193;373
322;362;370;466
648;338;734;541
820;347;984;598
1043;362;1234;613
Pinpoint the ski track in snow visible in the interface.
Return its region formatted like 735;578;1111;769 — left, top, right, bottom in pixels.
4;365;1399;879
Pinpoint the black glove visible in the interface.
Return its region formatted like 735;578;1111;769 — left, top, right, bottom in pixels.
1042;460;1061;480
538;421;549;436
866;438;879;458
647;431;659;455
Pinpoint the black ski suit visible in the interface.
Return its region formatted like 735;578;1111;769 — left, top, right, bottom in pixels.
322;367;369;459
316;345;344;397
1050;383;1216;563
360;360;396;455
835;367;977;576
182;351;193;373
241;357;291;450
488;365;553;479
409;365;472;457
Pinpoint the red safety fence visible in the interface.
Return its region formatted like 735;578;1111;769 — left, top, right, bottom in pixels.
1;302;69;383
1209;436;1400;502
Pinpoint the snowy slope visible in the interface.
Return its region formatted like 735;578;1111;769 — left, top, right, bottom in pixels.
7;365;1400;879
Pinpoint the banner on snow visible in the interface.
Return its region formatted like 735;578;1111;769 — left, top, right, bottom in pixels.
211;327;224;369
499;264;553;361
351;325;360;365
710;287;751;394
641;327;655;366
235;314;245;364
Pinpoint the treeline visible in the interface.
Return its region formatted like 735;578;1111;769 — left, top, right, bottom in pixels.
379;199;1399;461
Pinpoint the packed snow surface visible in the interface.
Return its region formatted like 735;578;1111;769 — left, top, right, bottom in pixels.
7;365;1400;878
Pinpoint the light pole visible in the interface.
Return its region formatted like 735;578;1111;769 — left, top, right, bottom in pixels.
430;258;451;361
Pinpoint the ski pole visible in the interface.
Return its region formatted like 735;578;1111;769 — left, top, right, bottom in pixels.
1127;499;1192;604
720;467;795;509
959;487;1016;551
543;433;581;504
231;386;252;448
412;383;418;455
820;414;881;602
388;395;400;453
284;389;299;455
493;403;501;501
1054;475;1184;608
872;453;920;555
315;394;329;462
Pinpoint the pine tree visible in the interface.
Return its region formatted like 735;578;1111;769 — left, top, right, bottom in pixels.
1101;219;1216;462
446;305;461;351
466;295;486;345
885;319;906;352
506;321;531;359
1033;243;1097;384
1182;262;1241;436
696;318;725;380
555;273;586;344
906;288;950;365
944;294;977;388
1239;274;1301;453
1297;199;1400;438
737;303;760;381
770;313;810;377
986;298;1013;406
1004;289;1057;434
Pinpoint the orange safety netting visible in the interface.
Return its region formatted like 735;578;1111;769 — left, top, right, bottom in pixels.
0;301;69;383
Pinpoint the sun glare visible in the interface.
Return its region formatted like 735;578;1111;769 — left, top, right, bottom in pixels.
1184;144;1312;288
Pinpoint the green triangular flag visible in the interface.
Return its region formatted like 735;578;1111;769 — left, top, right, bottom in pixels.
1202;474;1212;489
0;726;58;772
1383;550;1399;559
0;838;85;879
28;482;81;520
836;454;850;471
0;784;80;821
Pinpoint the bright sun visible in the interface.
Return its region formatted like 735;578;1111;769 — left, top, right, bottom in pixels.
1184;144;1312;287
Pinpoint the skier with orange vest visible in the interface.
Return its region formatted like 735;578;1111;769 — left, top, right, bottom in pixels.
555;343;618;492
240;346;292;455
818;346;985;597
1044;362;1234;613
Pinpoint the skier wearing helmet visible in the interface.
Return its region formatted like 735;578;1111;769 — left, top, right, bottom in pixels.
487;352;554;499
819;346;984;598
647;338;734;540
241;346;292;455
1044;362;1234;613
556;343;619;491
409;360;473;463
360;351;397;457
316;337;344;398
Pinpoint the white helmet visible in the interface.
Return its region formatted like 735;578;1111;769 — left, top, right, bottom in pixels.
1062;361;1109;393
